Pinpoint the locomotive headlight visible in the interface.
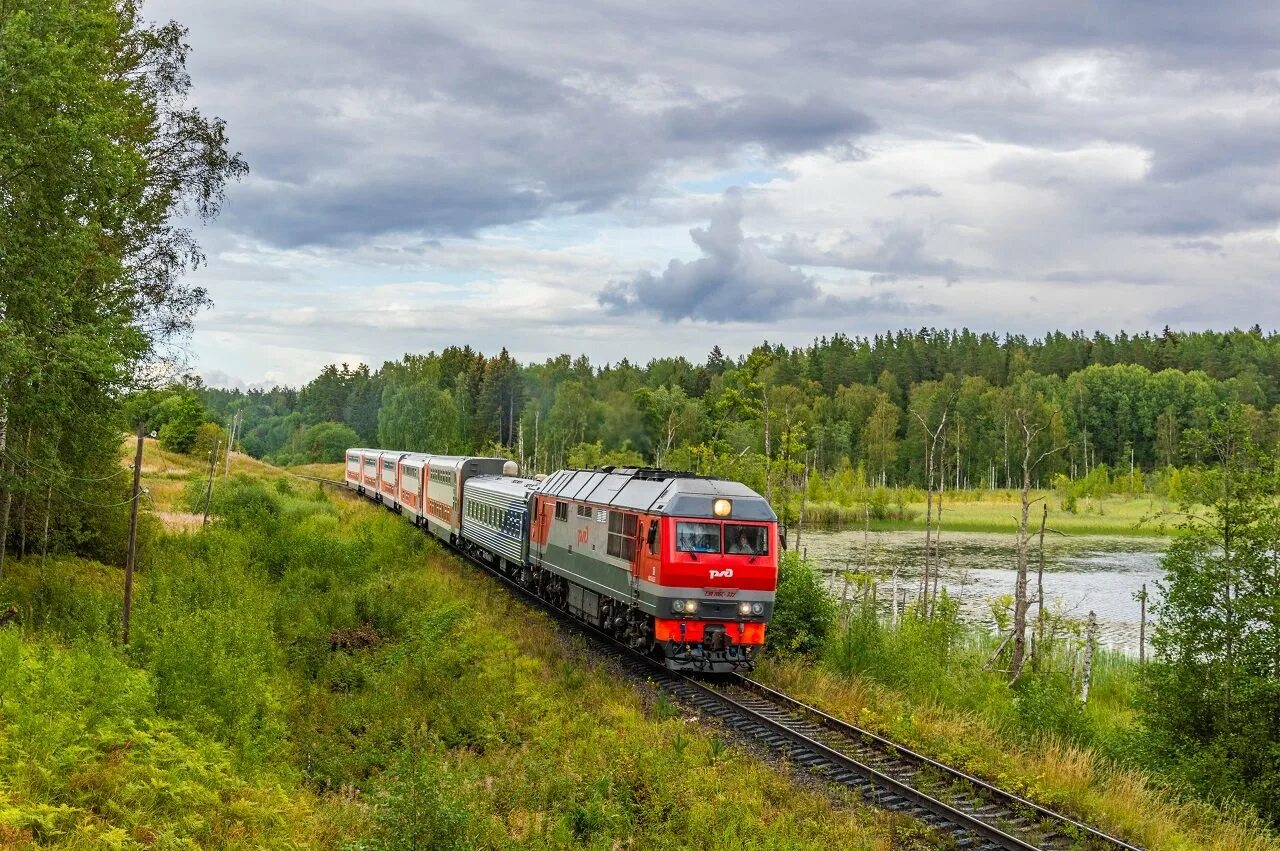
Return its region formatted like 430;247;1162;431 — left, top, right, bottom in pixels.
752;602;765;615
713;498;732;517
738;601;752;617
683;599;699;614
673;599;686;613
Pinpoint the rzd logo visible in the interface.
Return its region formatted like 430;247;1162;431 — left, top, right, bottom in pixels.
709;568;734;580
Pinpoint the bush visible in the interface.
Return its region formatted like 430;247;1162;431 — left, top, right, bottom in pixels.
768;552;836;657
345;750;478;851
156;391;208;454
192;421;227;464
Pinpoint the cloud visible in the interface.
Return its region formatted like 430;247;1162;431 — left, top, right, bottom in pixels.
890;184;942;198
140;0;1280;384
598;192;930;321
770;226;969;281
662;95;875;154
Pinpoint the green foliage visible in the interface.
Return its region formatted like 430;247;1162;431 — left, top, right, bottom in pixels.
768;551;837;657
0;0;244;562
192;421;227;464
566;440;644;469
346;751;478;851
157;390;209;454
1141;407;1280;823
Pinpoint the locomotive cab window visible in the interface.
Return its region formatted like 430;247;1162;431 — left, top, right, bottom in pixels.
607;511;638;560
555;501;568;521
725;524;769;556
646;520;659;555
676;522;721;554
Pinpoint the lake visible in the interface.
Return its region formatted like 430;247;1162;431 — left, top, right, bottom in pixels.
796;528;1166;655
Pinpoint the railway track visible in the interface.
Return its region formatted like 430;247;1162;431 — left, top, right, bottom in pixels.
305;474;1144;851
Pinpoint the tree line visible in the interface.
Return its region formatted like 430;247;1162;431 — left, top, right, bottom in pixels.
203;327;1280;499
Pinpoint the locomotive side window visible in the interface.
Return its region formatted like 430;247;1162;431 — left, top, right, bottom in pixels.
576;504;592;518
646;520;659;555
607;511;638;560
676;522;721;553
555;501;568;521
725;524;769;555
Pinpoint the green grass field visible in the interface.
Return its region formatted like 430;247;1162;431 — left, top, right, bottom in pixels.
804;491;1192;537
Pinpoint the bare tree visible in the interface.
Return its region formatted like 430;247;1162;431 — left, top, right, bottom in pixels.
913;407;949;618
1010;406;1066;681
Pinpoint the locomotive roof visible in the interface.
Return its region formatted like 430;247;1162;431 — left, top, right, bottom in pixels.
536;467;776;521
466;474;542;500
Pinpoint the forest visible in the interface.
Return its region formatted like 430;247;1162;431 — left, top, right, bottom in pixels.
200;327;1280;498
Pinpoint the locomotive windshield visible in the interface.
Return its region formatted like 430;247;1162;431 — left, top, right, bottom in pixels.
676;522;720;553
726;524;769;555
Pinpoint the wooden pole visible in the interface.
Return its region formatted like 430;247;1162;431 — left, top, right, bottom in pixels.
224;410;238;477
39;482;51;573
123;425;144;645
201;439;221;527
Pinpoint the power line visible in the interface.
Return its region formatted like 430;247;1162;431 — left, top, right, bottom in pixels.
1;447;130;482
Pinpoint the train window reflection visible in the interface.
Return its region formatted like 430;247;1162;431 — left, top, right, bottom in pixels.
676;522;720;553
725;524;768;556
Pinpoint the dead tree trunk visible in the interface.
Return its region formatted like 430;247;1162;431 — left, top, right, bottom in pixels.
1137;583;1148;664
795;450;810;553
913;408;949;618
1033;502;1048;669
1080;610;1098;703
1009;409;1064;681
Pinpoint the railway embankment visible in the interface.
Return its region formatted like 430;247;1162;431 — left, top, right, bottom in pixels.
0;459;928;849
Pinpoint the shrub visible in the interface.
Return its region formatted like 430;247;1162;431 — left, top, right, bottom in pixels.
768;552;836;657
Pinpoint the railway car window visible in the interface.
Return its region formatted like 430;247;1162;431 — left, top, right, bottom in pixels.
646;521;659;555
555;501;568;521
725;524;769;556
607;512;638;560
676;522;721;554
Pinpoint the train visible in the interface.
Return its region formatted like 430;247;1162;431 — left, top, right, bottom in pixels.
344;447;780;672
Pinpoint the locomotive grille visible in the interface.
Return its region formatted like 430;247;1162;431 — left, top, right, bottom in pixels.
695;600;743;618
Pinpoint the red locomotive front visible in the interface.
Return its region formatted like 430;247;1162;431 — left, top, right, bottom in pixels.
643;498;778;671
530;467;778;673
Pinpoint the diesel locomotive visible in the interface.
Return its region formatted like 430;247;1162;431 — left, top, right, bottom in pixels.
345;447;779;672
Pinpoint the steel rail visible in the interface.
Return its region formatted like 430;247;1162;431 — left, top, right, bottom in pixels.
726;674;1144;851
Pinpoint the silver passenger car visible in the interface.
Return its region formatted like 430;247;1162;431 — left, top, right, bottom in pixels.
461;474;540;565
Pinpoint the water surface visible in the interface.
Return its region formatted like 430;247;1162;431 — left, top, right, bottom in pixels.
797;528;1166;655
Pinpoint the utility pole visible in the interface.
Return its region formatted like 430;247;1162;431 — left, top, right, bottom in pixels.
123;425;144;645
224;410;240;477
202;439;221;527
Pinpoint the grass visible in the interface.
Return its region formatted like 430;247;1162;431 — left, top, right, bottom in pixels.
753;603;1279;851
802;490;1188;537
0;446;930;849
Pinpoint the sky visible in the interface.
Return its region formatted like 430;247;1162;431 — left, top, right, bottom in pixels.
148;0;1280;389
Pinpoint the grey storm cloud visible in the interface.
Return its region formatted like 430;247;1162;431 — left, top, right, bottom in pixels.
153;0;1280;248
598;193;929;322
771;227;968;281
889;184;942;198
